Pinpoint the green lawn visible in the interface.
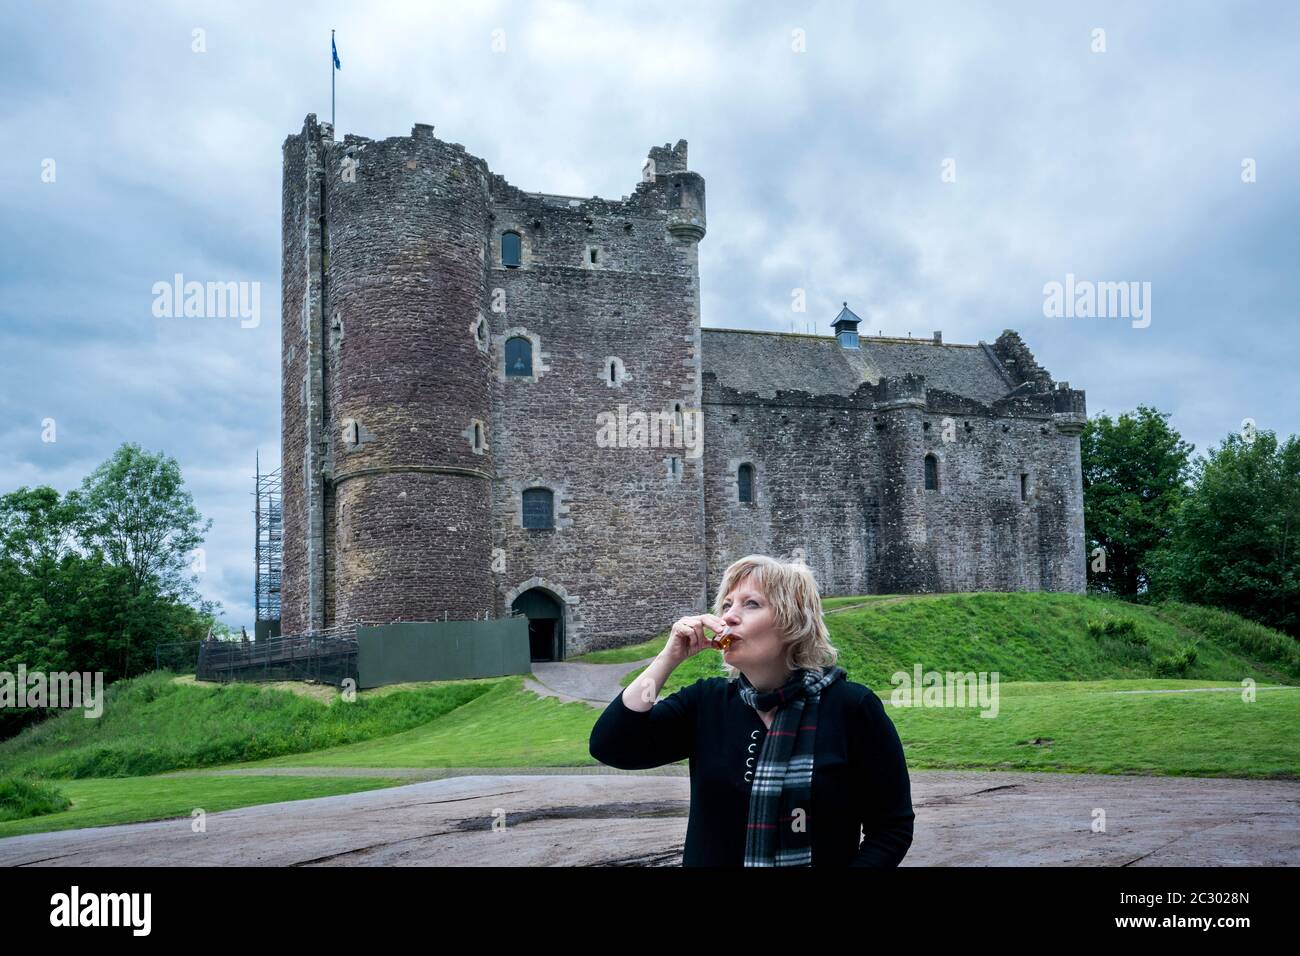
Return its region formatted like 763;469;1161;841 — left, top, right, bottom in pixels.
194;674;1298;780
212;675;606;770
882;678;1298;777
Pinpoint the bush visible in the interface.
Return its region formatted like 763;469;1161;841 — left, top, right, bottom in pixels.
1086;617;1142;642
1154;603;1300;677
0;777;72;822
1154;642;1199;677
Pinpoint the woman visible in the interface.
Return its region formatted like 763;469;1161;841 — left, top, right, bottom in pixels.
589;554;914;866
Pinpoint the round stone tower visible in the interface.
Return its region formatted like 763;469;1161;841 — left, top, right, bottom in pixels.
321;123;495;624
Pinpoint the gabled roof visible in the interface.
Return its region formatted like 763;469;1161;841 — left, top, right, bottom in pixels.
700;328;1015;405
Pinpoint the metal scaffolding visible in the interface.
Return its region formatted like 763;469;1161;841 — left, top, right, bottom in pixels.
254;452;282;629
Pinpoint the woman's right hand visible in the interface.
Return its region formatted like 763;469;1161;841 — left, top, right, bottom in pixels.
664;613;730;662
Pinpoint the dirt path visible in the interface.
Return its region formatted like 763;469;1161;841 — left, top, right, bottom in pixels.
3;769;1296;866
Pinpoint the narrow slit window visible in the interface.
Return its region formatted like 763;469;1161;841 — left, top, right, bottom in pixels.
1020;473;1028;501
924;454;939;491
738;463;754;503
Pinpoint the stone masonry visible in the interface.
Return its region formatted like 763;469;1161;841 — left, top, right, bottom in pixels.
280;114;1087;657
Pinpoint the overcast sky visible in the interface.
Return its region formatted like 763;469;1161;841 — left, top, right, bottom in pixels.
2;0;1296;628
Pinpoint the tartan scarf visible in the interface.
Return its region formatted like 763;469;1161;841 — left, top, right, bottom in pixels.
737;664;846;866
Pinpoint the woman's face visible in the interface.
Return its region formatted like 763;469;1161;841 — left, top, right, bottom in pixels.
718;578;782;667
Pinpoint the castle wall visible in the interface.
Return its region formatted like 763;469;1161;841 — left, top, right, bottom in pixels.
702;392;884;598
702;379;1087;598
486;162;709;652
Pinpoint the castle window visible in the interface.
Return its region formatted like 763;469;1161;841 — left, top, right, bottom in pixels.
602;355;627;387
738;463;754;503
501;231;522;268
924;454;939;491
1020;473;1028;501
470;420;486;453
505;336;533;377
522;487;554;529
590;248;598;264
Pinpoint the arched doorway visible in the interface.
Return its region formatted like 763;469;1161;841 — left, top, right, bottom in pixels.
511;588;564;662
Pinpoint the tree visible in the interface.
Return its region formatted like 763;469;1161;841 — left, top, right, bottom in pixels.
76;443;212;601
0;486;82;571
0;447;220;741
1081;406;1194;597
1150;429;1300;637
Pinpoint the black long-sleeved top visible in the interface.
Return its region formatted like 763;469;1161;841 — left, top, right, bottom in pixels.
589;673;914;866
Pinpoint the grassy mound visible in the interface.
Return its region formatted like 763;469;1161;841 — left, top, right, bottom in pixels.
619;593;1299;694
0;670;501;780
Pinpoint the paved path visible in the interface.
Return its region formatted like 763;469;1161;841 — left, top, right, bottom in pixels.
525;658;655;708
3;770;1296;866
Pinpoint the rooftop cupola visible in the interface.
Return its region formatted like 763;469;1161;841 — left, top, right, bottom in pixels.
831;302;862;349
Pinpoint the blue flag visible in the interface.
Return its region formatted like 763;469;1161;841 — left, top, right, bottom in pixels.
332;34;340;70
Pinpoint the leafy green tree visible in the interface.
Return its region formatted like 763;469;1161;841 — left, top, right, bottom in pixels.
0;446;218;741
0;486;81;570
1151;429;1300;637
77;443;212;600
1081;406;1194;597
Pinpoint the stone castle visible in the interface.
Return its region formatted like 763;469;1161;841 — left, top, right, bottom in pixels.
280;114;1087;660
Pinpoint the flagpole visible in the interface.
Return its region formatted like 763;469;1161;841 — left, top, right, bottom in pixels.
331;29;336;135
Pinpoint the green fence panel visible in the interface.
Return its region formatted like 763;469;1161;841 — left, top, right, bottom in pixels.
356;618;531;689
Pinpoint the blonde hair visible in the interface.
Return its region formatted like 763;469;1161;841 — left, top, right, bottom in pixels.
712;554;838;679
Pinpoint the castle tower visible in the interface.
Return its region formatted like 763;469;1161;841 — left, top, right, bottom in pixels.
283;118;711;649
281;116;496;632
873;372;937;592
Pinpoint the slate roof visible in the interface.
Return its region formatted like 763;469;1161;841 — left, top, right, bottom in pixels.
700;328;1016;405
